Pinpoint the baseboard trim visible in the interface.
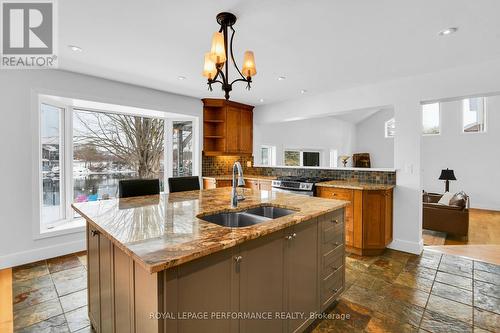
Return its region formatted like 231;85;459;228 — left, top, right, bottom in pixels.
0;239;86;269
388;238;423;255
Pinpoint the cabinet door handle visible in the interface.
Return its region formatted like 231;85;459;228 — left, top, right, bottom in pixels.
332;219;339;224
292;233;297;239
234;255;243;263
332;288;339;293
285;235;292;240
91;230;99;237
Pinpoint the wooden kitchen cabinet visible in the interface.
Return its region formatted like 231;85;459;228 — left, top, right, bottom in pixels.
203;98;254;156
87;224;113;333
244;179;260;191
203;178;232;189
316;187;392;255
285;219;318;333
239;230;285;333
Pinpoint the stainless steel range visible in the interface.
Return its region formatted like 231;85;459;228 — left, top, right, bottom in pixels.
271;176;331;196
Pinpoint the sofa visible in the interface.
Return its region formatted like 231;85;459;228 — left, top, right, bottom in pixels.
423;192;469;238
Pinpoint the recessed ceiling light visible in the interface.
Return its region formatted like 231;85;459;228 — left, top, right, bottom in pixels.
177;76;186;80
277;76;286;81
68;45;82;52
438;27;458;36
300;89;307;94
259;98;265;103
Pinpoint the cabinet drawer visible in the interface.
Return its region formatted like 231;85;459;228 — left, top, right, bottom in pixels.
322;222;343;247
320;210;344;231
321;244;344;277
321;265;344;306
319;187;353;201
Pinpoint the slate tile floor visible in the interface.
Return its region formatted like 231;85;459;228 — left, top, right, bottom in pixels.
11;250;500;332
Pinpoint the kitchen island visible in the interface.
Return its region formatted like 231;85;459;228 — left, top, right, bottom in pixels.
72;188;348;333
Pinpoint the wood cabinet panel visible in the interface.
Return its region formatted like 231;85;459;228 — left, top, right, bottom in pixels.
239;230;285;333
239;109;253;154
259;180;272;191
244;179;259;191
99;236;113;333
113;246;133;333
286;220;318;333
174;249;237;333
87;224;100;332
316;187;354;247
225;107;240;153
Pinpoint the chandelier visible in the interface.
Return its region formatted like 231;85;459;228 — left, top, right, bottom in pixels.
202;12;257;100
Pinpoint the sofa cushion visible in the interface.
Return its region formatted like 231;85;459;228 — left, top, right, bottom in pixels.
437;192;454;205
450;191;467;208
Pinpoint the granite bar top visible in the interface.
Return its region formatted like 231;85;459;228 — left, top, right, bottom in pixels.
203;175;277;181
72;188;348;273
315;180;395;190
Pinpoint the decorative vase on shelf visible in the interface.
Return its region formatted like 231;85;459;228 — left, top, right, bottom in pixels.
340;155;350;167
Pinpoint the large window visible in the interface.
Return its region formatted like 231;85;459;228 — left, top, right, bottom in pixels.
422;103;441;135
284;150;320;167
463;97;486;133
38;97;198;234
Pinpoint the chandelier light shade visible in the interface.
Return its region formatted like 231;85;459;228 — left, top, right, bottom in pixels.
203;12;256;100
209;32;226;64
202;52;217;79
242;51;257;77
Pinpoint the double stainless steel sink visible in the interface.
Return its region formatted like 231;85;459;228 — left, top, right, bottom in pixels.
200;206;297;228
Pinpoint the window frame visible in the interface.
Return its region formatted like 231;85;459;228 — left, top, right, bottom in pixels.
283;149;322;167
421;102;441;136
33;93;199;239
259;145;276;166
461;97;487;134
384;118;395;138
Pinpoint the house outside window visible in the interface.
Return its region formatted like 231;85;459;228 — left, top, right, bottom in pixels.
463;97;486;133
422;103;441;135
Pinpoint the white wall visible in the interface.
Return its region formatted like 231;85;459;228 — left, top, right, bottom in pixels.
255;58;500;255
253;117;356;166
355;108;395;168
422;95;500;210
0;70;201;269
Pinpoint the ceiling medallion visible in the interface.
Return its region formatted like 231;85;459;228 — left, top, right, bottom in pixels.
202;12;257;100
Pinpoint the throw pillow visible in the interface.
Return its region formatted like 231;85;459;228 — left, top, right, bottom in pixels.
437;192;454;205
450;191;467;208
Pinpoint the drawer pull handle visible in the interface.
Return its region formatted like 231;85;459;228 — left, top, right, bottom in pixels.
234;256;243;263
332;288;339;293
332;219;339;224
285;235;293;240
91;230;99;237
292;233;297;239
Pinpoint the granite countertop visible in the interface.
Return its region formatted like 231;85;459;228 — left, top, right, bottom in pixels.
72;188;348;273
315;180;395;190
203;175;277;181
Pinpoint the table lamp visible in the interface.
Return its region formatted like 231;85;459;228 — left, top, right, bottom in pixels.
439;168;456;192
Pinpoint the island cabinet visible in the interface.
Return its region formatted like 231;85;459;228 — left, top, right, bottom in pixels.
85;209;344;333
203;177;273;191
316;187;393;256
203;98;254;156
203;178;232;189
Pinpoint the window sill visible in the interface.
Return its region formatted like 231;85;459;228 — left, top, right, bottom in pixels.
35;218;86;240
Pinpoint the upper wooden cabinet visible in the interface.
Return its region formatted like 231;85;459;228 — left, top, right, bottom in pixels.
203;98;254;156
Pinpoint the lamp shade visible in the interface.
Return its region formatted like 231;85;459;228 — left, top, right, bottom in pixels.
202;52;217;79
439;168;456;181
210;32;226;64
242;50;257;77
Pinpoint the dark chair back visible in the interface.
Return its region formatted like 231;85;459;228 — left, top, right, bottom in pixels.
118;179;160;198
168;176;200;193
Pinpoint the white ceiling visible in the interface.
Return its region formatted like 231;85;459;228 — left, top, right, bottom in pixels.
332;108;383;124
59;0;500;106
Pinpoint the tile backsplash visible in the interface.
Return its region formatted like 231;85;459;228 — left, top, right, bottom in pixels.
202;156;396;185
